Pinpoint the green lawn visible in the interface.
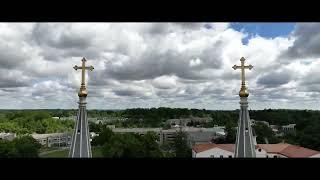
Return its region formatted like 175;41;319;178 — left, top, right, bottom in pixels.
40;147;103;158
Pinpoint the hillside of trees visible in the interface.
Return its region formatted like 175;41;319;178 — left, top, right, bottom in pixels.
91;127;191;158
0;111;74;134
1;108;320;151
0;136;41;157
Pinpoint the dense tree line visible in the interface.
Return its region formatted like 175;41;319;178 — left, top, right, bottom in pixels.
92;127;191;158
250;109;320;150
118;108;240;128
1;108;320;151
92;127;165;157
0;111;74;134
0;136;41;158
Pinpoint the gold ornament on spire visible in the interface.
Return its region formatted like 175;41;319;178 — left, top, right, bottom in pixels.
232;57;253;97
73;57;94;97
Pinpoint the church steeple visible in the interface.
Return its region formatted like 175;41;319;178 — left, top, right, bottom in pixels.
69;57;94;158
232;57;256;158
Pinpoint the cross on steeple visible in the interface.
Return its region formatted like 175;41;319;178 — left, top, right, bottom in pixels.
73;57;94;97
69;57;94;158
232;57;253;97
232;57;256;158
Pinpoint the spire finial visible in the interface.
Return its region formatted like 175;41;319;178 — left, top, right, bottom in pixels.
232;57;253;97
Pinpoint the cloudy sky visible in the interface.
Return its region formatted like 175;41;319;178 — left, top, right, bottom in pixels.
0;22;319;110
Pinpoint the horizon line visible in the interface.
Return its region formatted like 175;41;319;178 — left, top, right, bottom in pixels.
0;108;318;111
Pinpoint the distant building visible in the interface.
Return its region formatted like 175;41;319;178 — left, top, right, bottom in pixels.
59;116;76;121
90;132;99;141
192;143;320;158
281;124;296;135
269;124;296;137
91;117;123;123
0;132;16;141
107;125;116;129
184;127;225;146
111;126;225;146
251;119;270;127
52;117;60;120
88;117;128;124
270;125;279;133
193;144;234;158
166;117;212;127
32;133;72;148
95;120;103;124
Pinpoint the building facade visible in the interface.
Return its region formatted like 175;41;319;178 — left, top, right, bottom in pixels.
166;117;213;127
32;133;72;148
0;132;16;141
281;124;296;135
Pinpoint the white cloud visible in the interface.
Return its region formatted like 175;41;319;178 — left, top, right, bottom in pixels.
0;22;319;110
189;58;202;67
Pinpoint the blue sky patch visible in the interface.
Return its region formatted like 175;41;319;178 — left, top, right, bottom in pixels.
230;23;296;45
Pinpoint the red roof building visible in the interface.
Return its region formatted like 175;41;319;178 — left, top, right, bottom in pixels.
192;143;320;158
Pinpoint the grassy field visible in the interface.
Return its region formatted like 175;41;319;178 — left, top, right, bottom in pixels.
40;147;103;158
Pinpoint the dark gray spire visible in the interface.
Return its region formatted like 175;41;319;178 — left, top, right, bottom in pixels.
69;96;92;158
232;57;255;158
234;97;256;157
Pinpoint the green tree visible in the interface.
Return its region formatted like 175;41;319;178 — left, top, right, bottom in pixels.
253;122;280;144
13;136;41;158
141;132;163;157
0;140;17;158
0;136;41;158
100;131;163;158
172;130;191;158
91;127;114;146
102;133;144;158
225;124;236;143
298;124;320;150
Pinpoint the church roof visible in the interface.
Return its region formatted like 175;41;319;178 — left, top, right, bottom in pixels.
193;143;320;157
192;143;235;153
257;143;320;157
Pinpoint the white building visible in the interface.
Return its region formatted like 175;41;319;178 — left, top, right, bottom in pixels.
192;143;320;158
0;132;16;141
59;116;77;121
270;125;279;134
192;144;234;158
281;124;296;134
32;133;72;148
166;117;213;127
90;132;99;142
251;119;270;127
88;117;128;124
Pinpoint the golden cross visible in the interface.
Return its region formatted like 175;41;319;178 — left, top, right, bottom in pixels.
73;57;94;97
232;57;253;86
232;57;253;97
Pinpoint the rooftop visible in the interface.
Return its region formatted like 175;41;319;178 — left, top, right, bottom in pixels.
193;143;235;153
31;133;70;139
193;143;320;158
257;143;319;157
